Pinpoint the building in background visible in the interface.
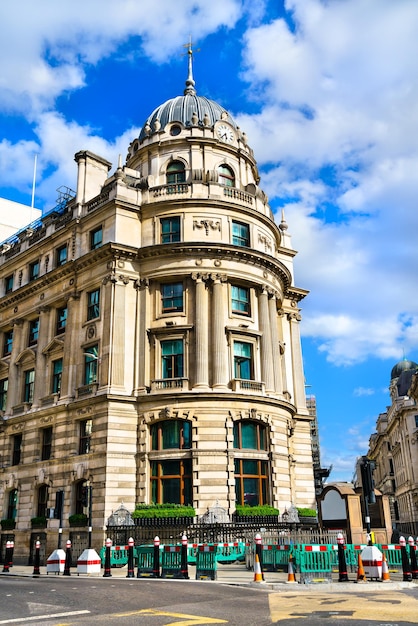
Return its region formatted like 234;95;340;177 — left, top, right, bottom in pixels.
0;198;41;243
367;358;418;535
306;394;331;496
0;50;315;561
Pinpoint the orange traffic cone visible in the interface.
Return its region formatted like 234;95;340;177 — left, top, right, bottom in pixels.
381;554;390;582
253;553;264;583
356;554;367;583
287;553;297;584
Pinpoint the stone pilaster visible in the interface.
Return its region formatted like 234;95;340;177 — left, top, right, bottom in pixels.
258;286;275;393
211;274;228;390
269;292;283;395
191;273;209;389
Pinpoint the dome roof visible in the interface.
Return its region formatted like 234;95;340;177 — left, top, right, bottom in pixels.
390;358;418;380
138;44;236;142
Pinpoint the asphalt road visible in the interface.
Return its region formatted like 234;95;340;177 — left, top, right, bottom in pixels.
1;576;418;625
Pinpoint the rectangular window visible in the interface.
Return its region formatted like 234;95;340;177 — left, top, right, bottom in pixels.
37;484;48;518
161;216;181;243
161;339;184;379
90;226;103;250
41;426;53;461
235;459;269;506
232;221;250;247
56;244;67;266
24;369;35;403
234;341;253;380
87;289;100;320
3;330;13;356
150;459;192;505
231;285;250;315
0;378;8;411
12;434;22;465
4;274;13;294
28;318;40;345
52;358;63;394
56;306;67;334
161;282;183;313
84;345;98;385
415;415;418;429
29;260;40;281
7;489;18;520
79;419;92;455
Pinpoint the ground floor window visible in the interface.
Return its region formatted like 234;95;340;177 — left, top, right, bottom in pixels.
234;459;269;506
7;489;18;520
150;459;192;505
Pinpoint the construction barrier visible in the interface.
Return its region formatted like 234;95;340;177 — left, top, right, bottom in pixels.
99;545;131;568
298;545;332;584
195;545;217;580
136;545;157;578
161;545;185;579
188;542;245;564
380;544;403;570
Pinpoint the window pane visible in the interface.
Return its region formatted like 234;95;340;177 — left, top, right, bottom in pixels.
3;330;13;355
231;285;249;314
218;165;235;187
56;307;67;333
0;378;8;411
241;422;258;449
161;217;180;243
90;227;102;250
41;427;53;461
162;283;183;312
84;346;98;384
8;489;18;519
167;161;186;184
232;221;249;247
87;289;100;320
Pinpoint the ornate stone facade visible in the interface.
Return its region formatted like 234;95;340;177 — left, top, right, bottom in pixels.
0;57;315;561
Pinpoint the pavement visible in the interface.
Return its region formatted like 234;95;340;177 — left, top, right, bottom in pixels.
1;561;417;592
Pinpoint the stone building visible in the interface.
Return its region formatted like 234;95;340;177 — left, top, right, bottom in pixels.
0;51;315;561
367;358;418;534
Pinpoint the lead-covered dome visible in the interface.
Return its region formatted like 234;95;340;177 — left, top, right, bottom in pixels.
138;45;236;142
390;358;418;380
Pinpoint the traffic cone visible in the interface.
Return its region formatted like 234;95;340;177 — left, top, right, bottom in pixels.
356;554;367;583
287;553;297;584
253;553;263;583
381;554;390;582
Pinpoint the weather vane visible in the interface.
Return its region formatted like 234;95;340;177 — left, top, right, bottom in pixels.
182;36;200;95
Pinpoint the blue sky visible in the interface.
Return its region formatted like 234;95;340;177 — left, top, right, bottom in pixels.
1;0;418;482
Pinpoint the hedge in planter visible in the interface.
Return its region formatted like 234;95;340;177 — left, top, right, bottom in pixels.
31;516;47;528
69;513;88;527
132;503;195;525
1;518;16;530
233;504;279;524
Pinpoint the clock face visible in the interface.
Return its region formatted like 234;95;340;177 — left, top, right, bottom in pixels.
217;124;234;143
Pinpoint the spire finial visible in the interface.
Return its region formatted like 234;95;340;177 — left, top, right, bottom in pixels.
183;36;197;95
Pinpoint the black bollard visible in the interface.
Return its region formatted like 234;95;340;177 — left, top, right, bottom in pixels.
103;538;112;577
33;540;41;576
399;536;412;582
408;537;418;579
2;541;10;573
152;536;160;578
63;540;72;576
180;534;189;579
337;533;349;582
126;537;135;578
254;533;265;581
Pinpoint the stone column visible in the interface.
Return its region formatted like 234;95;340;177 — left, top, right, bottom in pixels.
288;309;307;411
32;306;50;407
211;274;229;390
258;286;275;392
5;319;24;412
268;292;283;395
60;292;80;400
133;279;150;395
192;273;209;389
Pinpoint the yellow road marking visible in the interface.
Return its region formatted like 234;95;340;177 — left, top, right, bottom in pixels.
269;592;418;622
115;608;228;625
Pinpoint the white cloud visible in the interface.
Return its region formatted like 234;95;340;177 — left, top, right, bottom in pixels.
0;0;242;114
353;388;375;398
235;0;418;366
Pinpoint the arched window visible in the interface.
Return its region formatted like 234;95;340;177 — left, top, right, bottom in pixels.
234;420;270;507
166;161;186;185
218;164;235;187
150;420;192;505
150;420;191;450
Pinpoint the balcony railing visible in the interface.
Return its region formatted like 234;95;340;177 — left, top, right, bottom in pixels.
231;379;265;393
151;378;189;392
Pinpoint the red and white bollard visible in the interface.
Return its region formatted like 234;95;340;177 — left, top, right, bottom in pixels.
2;541;11;573
254;533;264;581
103;538;112;577
181;534;189;579
400;536;412;582
153;536;160;578
408;536;418;579
337;533;349;582
63;540;72;576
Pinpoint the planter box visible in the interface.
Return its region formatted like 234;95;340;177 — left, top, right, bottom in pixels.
232;515;279;525
0;520;16;531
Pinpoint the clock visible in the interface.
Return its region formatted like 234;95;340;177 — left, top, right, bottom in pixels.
217;124;234;143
